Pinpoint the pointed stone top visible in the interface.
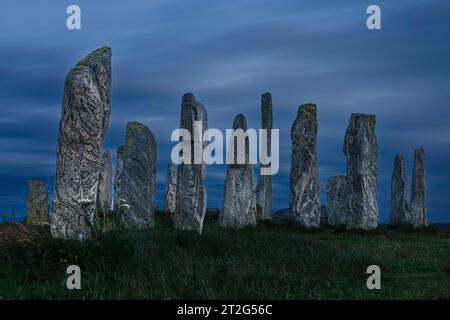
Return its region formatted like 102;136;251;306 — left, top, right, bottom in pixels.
126;121;147;134
182;92;196;103
76;46;111;68
103;150;111;159
233;113;248;130
394;154;404;162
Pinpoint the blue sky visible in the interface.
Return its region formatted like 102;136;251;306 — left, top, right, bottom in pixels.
0;0;449;222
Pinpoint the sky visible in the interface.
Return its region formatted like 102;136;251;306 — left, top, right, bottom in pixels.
0;0;449;222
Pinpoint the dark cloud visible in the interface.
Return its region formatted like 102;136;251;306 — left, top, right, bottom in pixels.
0;0;449;222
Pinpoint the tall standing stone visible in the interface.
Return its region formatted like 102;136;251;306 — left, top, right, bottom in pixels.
220;114;257;228
410;148;427;227
256;93;273;220
115;122;157;228
174;93;208;233
343;113;378;230
51;46;112;240
390;155;410;225
164;161;177;214
25;179;49;225
289;104;321;228
326;175;348;226
96;151;113;214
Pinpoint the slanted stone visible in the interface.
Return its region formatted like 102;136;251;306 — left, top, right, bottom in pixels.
289;104;321;228
256;92;273;220
96;151;113;214
390;155;410;225
51;46;112;240
164;161;177;214
326;175;348;226
174;93;208;233
115;121;157;227
410;148;427;227
25;179;49;225
220;114;257;228
343;113;378;230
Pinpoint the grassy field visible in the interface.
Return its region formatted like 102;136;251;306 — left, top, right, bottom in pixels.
0;213;449;299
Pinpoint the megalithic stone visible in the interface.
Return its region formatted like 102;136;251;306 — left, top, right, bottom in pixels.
164;161;177;214
220;114;257;228
25;179;50;225
326;175;348;226
113;145;125;211
343;113;378;230
289;104;321;228
174;93;208;233
390;155;410;225
256;92;273;220
116;121;157;228
410;148;427;227
96;150;113;214
51;46;112;240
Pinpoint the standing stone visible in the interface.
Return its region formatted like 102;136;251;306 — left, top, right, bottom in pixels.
51;46;112;240
390;155;410;225
289;104;321;228
164;161;177;214
113;145;125;211
174;93;208;233
256;92;273;220
220;114;257;228
25;179;49;225
115;122;157;228
326;176;348;226
410;148;427;227
96;151;113;213
343;113;378;230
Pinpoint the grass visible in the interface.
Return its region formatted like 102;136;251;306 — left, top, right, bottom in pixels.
0;213;449;299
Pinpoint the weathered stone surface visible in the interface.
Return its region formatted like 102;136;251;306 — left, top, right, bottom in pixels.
220;114;257;228
326;175;348;226
114;121;157;228
343;113;378;230
390;155;410;225
25;179;49;225
289;104;321;228
96;151;113;214
410;148;427;227
51;46;112;240
256;92;273;220
174;93;208;233
113;145;125;211
164;161;177;214
320;204;327;220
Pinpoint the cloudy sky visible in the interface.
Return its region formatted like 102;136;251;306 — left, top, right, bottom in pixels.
0;0;449;222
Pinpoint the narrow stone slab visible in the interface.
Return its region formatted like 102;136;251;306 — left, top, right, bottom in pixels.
25;179;49;225
220;114;257;228
164;161;177;214
326;175;348;226
410;148;427;227
390;155;410;225
343;113;378;230
174;93;208;233
256;92;273;220
289;104;321;228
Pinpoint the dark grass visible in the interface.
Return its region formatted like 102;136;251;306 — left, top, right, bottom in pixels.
0;213;449;299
